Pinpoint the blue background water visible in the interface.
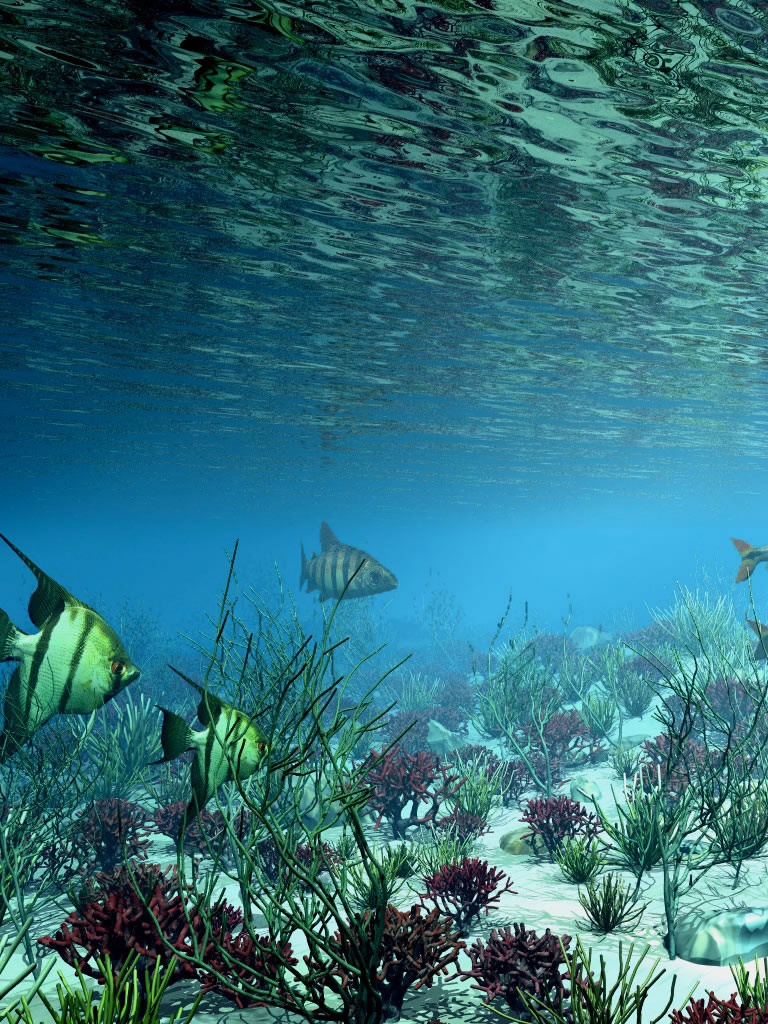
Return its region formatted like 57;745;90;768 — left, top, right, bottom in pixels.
2;0;767;657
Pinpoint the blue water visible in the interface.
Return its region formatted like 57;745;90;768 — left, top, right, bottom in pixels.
2;0;768;655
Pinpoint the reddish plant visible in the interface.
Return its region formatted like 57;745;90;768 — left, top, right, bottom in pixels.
384;710;431;753
462;922;572;1015
304;903;464;1021
362;746;465;838
200;922;298;1009
640;732;711;797
521;795;602;859
433;810;490;843
420;857;516;935
75;798;150;873
522;709;605;767
670;991;768;1024
38;862;205;982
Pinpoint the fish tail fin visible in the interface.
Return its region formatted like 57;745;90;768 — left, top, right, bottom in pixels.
300;543;308;590
153;708;194;763
732;537;759;582
0;609;21;662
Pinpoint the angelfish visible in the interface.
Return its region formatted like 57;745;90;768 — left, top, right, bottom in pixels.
154;669;269;813
731;537;768;582
0;535;141;761
300;522;398;602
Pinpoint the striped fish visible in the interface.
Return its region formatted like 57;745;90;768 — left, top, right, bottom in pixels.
0;535;141;762
300;522;398;602
155;668;269;814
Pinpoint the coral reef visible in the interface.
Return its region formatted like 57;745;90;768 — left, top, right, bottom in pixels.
420;857;515;935
521;795;602;859
462;923;572;1015
363;746;465;838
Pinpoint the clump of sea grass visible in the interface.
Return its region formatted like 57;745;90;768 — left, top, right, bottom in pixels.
553;836;605;886
578;872;648;934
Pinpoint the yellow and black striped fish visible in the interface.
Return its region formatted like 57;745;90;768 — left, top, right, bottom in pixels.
154;668;269;814
300;522;398;602
0;535;141;762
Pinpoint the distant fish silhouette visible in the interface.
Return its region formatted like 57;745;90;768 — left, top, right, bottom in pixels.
300;522;397;602
0;535;140;761
731;537;768;582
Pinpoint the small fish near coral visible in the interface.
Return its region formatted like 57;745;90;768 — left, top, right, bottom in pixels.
0;535;141;762
154;668;269;816
300;521;398;601
731;537;768;582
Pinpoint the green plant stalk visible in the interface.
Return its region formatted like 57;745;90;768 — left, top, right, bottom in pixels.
487;937;691;1024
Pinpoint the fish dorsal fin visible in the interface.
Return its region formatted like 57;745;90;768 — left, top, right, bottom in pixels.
168;665;225;726
0;534;82;628
320;522;341;551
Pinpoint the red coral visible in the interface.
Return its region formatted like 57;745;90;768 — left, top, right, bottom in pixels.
522;709;605;767
521;795;602;859
38;862;205;983
671;991;768;1023
75;798;150;873
201;923;298;1009
462;923;571;1014
305;904;464;1021
362;746;465;838
420;857;516;935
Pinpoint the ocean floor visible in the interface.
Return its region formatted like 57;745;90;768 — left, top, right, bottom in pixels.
1;704;764;1023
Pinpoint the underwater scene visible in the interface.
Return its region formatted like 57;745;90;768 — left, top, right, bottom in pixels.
6;0;768;1021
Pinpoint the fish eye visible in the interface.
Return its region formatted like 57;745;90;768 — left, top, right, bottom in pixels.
111;660;125;676
370;571;381;584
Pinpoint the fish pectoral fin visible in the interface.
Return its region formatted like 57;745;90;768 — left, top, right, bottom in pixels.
0;534;84;627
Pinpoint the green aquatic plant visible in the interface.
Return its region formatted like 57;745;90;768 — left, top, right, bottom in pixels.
446;749;504;822
731;954;768;1011
411;823;479;878
553;836;605;886
380;671;443;713
2;950;201;1024
0;919;54;1018
577;872;648;934
139;546;453;1024
704;778;768;888
338;841;412;916
85;693;162;801
580;692;617;741
595;769;668;884
609;744;641;781
497;938;686;1024
648;585;746;673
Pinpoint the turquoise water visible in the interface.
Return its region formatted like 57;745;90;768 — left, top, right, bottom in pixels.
2;0;768;635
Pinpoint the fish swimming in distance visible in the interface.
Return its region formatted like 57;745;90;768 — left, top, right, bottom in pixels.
154;668;269;814
0;535;141;762
300;522;398;602
732;537;768;582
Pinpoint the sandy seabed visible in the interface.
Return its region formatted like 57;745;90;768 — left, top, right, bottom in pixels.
1;707;763;1024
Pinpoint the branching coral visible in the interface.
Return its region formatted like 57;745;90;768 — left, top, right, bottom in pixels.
420;857;515;936
462;923;572;1015
362;746;465;838
521;795;602;859
304;904;464;1021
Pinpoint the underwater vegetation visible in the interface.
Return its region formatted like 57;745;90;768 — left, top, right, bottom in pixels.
4;545;768;1022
